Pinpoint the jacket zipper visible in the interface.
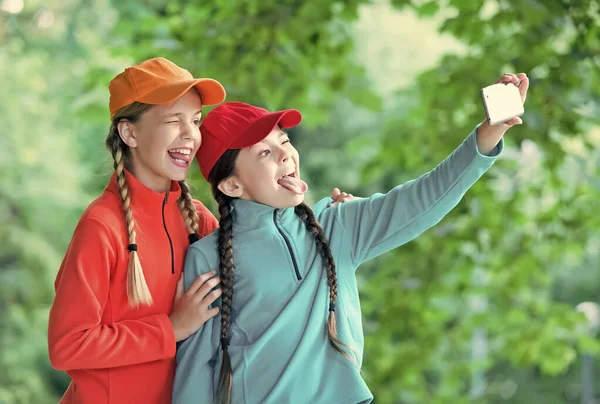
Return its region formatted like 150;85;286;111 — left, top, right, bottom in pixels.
273;210;301;281
162;191;175;274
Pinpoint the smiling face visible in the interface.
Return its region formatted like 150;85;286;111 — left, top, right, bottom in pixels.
217;127;308;208
117;89;203;192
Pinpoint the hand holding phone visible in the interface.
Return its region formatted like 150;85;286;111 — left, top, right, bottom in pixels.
481;82;525;126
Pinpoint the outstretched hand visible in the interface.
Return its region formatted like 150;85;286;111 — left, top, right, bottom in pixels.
477;72;530;155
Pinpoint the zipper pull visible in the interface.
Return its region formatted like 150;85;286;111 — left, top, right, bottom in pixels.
164;191;169;203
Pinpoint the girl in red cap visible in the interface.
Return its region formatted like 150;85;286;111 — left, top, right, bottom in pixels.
173;74;529;403
47;57;358;404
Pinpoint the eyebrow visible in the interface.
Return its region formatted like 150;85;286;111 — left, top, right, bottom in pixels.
162;110;203;118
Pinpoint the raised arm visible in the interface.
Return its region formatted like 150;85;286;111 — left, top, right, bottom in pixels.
331;127;502;267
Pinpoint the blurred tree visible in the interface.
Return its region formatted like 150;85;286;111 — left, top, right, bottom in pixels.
0;0;123;402
1;0;598;403
353;0;600;402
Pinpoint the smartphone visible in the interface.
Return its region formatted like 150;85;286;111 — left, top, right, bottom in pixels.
481;82;524;126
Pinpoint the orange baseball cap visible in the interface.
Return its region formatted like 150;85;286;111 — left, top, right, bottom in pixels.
108;57;226;119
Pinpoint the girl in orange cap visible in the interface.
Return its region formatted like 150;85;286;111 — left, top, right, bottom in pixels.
47;57;358;404
47;57;226;403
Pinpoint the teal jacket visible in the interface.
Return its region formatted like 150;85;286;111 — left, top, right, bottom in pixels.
173;128;503;404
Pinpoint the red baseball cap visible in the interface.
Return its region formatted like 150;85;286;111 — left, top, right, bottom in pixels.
108;57;226;119
197;102;302;180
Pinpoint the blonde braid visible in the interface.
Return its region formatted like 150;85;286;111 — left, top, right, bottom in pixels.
107;102;154;308
178;181;200;236
114;144;153;307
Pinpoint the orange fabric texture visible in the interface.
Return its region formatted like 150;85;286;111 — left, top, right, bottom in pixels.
48;171;218;403
108;57;226;118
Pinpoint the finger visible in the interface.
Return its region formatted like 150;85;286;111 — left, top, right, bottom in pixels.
496;74;513;84
203;307;220;320
187;270;217;294
329;201;339;207
201;288;223;307
505;117;523;126
174;275;184;300
331;188;341;200
194;275;221;300
517;74;529;103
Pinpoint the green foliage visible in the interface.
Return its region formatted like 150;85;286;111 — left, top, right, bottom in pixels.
350;1;600;402
1;0;598;403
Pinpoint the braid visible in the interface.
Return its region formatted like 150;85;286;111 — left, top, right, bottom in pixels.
214;188;234;404
294;203;355;364
107;122;153;307
177;181;200;242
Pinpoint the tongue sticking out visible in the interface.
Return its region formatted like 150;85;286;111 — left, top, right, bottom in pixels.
277;175;308;195
168;151;190;162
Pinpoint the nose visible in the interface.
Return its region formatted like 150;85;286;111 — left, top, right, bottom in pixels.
279;145;292;163
181;122;199;142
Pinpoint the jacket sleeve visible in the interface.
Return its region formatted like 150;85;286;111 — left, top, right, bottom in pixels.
194;200;219;237
173;246;220;403
333;127;503;267
48;217;176;371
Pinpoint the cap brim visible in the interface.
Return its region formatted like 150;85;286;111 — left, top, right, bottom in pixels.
231;109;302;149
137;78;226;106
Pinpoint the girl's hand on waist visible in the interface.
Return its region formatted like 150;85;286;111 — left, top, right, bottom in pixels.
169;270;221;342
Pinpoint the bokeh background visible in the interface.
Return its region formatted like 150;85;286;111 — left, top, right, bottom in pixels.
1;0;600;403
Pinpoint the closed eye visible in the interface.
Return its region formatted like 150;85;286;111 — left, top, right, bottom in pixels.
282;139;290;145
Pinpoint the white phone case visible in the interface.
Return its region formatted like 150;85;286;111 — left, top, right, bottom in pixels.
481;83;524;126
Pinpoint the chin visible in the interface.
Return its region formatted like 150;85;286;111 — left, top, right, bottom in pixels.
166;169;189;183
293;194;305;205
288;193;305;208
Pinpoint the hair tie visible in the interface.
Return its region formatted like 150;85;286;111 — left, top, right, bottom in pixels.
221;337;230;350
127;244;138;252
188;233;199;244
329;303;336;312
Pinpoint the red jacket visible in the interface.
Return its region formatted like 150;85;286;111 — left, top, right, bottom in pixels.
48;171;218;403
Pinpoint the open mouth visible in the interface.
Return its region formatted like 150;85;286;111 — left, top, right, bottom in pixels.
277;169;308;195
167;148;192;168
279;170;296;180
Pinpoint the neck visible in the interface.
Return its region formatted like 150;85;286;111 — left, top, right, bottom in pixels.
128;162;172;193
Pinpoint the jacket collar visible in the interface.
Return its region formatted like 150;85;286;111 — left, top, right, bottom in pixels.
105;169;182;211
230;198;295;230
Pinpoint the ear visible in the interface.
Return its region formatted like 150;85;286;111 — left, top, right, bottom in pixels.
117;121;138;148
217;177;244;198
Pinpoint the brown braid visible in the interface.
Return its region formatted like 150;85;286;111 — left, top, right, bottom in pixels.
206;149;241;404
294;203;356;364
213;188;234;404
178;181;200;236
